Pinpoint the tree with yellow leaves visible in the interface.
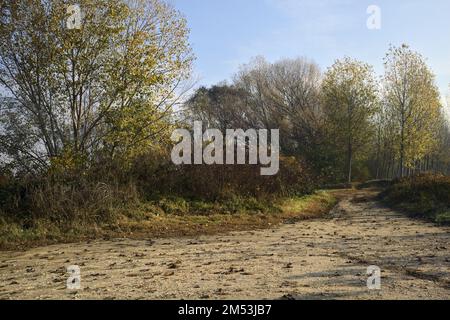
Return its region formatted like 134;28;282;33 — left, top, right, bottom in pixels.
322;57;379;183
0;0;193;172
383;44;442;177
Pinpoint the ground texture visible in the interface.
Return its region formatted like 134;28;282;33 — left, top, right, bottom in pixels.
0;190;449;300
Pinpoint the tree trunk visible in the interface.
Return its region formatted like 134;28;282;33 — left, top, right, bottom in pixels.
347;141;353;184
399;141;404;178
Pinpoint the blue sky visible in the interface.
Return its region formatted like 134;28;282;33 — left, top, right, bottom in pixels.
171;0;450;101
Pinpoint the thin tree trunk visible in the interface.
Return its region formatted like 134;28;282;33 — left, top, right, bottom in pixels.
347;141;353;184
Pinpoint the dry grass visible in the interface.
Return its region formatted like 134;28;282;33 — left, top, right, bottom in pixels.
381;173;450;225
0;191;336;251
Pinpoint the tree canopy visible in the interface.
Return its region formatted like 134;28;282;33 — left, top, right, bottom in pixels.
0;0;193;173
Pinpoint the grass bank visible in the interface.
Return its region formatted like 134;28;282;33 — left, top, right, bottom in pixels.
0;191;337;251
380;173;450;225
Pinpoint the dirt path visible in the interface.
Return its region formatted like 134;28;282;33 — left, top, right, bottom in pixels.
0;190;449;300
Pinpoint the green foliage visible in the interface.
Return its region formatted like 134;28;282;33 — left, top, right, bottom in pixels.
322;57;379;183
436;211;450;224
153;196;276;216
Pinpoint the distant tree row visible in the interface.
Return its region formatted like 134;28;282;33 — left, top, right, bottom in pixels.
184;45;449;183
0;0;448;186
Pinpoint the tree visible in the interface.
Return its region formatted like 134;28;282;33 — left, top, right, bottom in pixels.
184;84;249;132
322;57;379;183
233;57;327;158
370;100;398;179
233;57;274;130
261;58;325;158
186;57;334;178
383;44;442;177
0;0;193;173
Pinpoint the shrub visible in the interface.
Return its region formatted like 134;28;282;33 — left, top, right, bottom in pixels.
381;173;450;224
0;152;317;226
139;156;317;201
0;173;140;227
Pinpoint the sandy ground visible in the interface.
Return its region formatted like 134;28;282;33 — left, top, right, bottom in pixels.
0;190;449;300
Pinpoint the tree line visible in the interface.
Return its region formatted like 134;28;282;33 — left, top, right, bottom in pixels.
0;0;449;192
0;0;314;224
185;46;450;183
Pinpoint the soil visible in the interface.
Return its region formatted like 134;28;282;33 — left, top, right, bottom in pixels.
0;190;449;300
